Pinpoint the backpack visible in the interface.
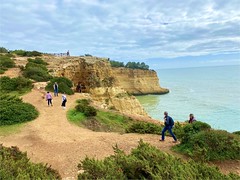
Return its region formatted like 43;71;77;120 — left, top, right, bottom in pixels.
169;117;174;126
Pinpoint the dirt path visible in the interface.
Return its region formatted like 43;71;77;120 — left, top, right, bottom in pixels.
0;89;239;179
0;89;181;179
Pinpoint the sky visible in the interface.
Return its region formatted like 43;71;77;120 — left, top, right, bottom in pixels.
0;0;240;69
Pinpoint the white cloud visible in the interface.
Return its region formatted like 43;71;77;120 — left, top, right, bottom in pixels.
0;0;239;63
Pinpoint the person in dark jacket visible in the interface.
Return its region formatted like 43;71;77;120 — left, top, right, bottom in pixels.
160;111;177;142
53;82;58;97
188;113;196;123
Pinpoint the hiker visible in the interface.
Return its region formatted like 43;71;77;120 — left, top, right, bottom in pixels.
160;111;177;142
61;92;67;109
76;83;82;93
53;82;58;96
46;92;53;106
67;50;70;56
188;113;196;123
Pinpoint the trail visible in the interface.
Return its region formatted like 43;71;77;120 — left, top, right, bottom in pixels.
0;87;239;179
0;89;180;179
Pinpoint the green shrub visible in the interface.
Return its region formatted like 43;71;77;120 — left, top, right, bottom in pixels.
75;104;85;113
78;140;239;180
69;102;133;133
12;50;42;57
179;121;211;143
0;76;32;93
0;54;15;73
45;77;74;95
233;131;240;136
174;127;240;161
22;59;52;82
0;145;60;179
76;99;90;106
126;122;162;134
0;47;8;53
27;57;48;65
75;99;97;117
0;94;38;125
84;106;97;117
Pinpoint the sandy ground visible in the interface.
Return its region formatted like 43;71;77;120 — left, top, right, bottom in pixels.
0;68;239;179
0;89;183;179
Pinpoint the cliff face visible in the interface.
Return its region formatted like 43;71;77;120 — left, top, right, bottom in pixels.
90;87;147;116
50;56;168;116
112;67;169;95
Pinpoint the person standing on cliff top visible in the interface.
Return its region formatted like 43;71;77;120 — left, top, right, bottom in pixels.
160;111;177;142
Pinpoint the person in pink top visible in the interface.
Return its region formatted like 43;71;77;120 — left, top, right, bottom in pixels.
46;92;53;106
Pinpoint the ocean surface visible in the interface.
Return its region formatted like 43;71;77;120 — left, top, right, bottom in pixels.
136;65;240;132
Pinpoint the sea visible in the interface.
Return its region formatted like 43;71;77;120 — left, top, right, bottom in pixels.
136;65;240;132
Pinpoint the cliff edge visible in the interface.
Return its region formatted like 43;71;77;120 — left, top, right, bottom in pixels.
45;55;168;116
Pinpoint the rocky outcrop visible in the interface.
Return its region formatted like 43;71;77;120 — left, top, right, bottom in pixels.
112;67;169;95
48;56;168;116
90;87;147;116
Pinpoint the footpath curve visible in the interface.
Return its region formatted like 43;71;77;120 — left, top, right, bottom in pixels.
0;89;179;179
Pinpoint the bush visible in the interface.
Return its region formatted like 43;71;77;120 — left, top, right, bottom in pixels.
126;122;162;134
12;50;42;57
0;76;32;93
110;60;125;67
0;54;15;73
75;99;97;117
0;94;38;125
0;145;60;179
0;47;8;53
233;131;240;136
178;121;211;144
173;122;240;161
76;99;90;106
78;140;239;180
84;106;97;117
27;57;48;65
45;77;74;95
23;59;52;82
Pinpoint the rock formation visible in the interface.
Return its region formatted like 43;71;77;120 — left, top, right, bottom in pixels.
46;55;168;116
112;67;169;95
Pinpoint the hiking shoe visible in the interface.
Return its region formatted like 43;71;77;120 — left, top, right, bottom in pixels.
173;140;178;143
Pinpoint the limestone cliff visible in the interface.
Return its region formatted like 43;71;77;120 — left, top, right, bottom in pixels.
47;56;168;116
90;87;147;116
112;67;169;95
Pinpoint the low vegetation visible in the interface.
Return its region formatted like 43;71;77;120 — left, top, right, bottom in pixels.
0;54;15;74
110;60;149;70
0;47;8;53
68;99;133;133
22;57;52;81
78;140;239;180
173;121;240;161
126;121;162;134
45;77;74;95
0;94;38;126
0;145;60;179
11;49;42;57
0;76;33;95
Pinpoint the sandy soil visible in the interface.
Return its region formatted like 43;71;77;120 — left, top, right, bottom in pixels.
0;79;239;179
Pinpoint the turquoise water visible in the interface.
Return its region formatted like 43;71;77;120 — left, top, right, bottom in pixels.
136;65;240;132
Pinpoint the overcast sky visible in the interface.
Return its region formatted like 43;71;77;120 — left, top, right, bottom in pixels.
0;0;239;68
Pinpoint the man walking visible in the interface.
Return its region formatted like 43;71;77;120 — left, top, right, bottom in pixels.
160;111;177;142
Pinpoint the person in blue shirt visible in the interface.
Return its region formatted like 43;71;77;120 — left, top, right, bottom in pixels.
160;111;177;142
